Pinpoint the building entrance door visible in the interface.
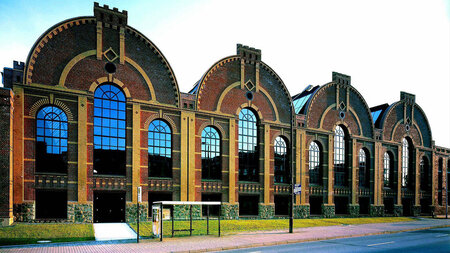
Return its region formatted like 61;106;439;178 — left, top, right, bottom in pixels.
94;191;126;223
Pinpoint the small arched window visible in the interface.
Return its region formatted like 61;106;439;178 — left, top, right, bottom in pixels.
359;149;370;188
238;108;259;182
334;125;347;186
201;126;221;180
401;138;409;187
383;152;393;188
274;136;289;184
420;157;430;191
309;141;321;185
148;119;172;178
93;84;126;175
36;106;68;173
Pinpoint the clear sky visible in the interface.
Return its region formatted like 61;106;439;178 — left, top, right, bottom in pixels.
1;0;449;147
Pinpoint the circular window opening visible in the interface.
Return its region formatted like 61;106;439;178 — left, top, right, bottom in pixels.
339;111;345;119
405;125;410;131
246;91;254;101
105;62;116;74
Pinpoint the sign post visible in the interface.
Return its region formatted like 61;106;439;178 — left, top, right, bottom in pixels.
137;186;142;243
294;184;301;195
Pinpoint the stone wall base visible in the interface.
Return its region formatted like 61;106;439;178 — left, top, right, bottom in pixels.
348;204;359;217
412;205;421;217
13;202;35;222
294;204;310;219
258;203;275;219
394;205;403;217
0;217;13;226
173;204;201;220
370;205;384;217
67;202;93;223
126;202;149;223
221;203;239;220
322;204;335;218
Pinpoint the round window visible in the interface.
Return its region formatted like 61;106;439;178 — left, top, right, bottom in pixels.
105;62;116;74
246;91;254;101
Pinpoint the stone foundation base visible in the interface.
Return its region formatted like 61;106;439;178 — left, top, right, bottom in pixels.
322;204;335;218
294;204;310;218
13;202;35;222
0;217;13;226
412;205;421;217
221;203;239;219
258;203;275;219
126;202;149;223
173;204;201;220
394;205;403;217
348;204;359;217
370;205;384;217
68;202;93;223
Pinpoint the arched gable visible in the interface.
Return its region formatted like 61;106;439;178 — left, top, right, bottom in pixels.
194;45;293;124
304;74;374;138
380;93;432;148
24;5;179;107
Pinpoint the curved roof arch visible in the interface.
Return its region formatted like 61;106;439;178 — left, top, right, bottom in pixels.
24;13;180;107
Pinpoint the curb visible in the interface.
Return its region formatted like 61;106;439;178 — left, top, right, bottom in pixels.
180;224;450;253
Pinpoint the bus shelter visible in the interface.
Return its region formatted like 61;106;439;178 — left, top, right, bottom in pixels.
152;201;222;241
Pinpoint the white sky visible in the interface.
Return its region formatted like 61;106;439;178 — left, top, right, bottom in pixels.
1;0;449;147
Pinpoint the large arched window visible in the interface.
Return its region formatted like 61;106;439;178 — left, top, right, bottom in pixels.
334;125;347;186
274;136;289;184
420;157;430;191
401;138;410;188
148;119;172;178
359;149;370;188
309;141;321;185
93;84;126;175
383;152;393;188
238;108;259;182
201;126;221;180
36;106;68;173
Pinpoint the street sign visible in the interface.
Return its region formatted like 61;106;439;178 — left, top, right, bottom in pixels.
294;184;301;195
137;186;142;202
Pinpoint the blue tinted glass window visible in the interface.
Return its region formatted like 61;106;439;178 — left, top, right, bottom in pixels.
309;141;321;185
93;84;126;175
148;119;172;177
238;108;259;182
334;126;347;186
274;136;289;183
36;106;68;154
36;106;68;173
93;84;126;151
202;126;221;180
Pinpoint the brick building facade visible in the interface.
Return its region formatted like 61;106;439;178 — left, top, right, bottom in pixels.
1;3;449;225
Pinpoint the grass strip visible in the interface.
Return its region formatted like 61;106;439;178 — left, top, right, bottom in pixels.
130;217;415;237
0;223;95;246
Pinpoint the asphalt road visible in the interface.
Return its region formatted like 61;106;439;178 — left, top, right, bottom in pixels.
222;227;450;253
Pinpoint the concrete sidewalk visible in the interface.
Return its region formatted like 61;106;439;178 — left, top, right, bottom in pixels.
93;223;137;241
1;218;449;253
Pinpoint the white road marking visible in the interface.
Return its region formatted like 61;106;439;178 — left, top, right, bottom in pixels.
367;241;395;247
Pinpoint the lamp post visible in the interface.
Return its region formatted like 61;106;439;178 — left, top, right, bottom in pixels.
289;101;294;233
445;186;448;219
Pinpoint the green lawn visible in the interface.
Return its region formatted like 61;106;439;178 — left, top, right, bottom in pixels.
130;217;415;237
0;223;95;246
